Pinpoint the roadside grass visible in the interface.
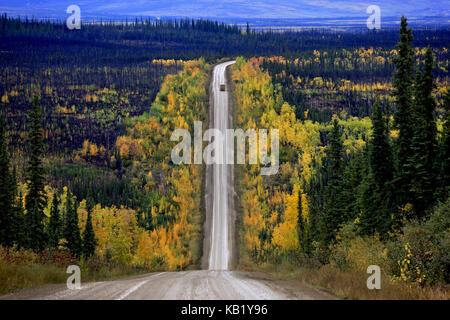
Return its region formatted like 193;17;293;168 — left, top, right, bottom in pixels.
186;165;205;270
79;259;151;283
0;260;152;296
238;256;449;300
187;63;211;271
0;262;67;295
0;247;152;296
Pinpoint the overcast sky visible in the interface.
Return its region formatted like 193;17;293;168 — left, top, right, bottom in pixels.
0;0;448;19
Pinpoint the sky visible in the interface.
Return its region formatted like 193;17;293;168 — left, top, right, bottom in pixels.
0;0;448;19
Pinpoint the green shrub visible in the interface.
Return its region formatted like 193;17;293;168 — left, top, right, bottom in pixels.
331;233;388;273
387;199;450;285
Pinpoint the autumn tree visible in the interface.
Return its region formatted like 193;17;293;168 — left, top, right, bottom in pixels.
25;96;47;250
272;184;300;252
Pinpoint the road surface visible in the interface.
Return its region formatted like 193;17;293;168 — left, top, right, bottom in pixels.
208;60;235;271
1;270;335;300
0;61;335;300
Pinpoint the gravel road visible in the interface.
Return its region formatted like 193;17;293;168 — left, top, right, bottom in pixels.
0;61;335;300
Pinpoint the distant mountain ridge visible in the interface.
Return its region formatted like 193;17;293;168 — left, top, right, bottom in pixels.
0;0;448;26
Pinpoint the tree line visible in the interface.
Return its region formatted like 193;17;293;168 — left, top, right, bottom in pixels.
312;18;449;246
260;47;448;123
0;96;96;259
232;17;449;285
2;14;449;64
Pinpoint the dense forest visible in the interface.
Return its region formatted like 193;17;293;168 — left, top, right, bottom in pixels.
261;47;448;122
0;14;448;297
233;18;449;294
0;59;209;277
2;14;449;64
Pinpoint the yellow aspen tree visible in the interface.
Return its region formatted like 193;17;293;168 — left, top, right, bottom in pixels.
272;184;300;252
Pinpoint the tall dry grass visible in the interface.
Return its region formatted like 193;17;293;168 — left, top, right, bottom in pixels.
239;256;449;300
0;246;150;295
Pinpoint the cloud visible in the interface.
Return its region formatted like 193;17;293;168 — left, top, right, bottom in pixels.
0;0;448;19
303;0;367;12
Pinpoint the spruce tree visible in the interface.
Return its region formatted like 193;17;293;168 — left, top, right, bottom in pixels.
437;89;450;200
409;47;438;217
360;99;394;235
82;197;97;259
9;166;26;247
64;192;82;258
341;149;366;222
12;191;27;248
297;193;306;251
320;119;345;245
307;180;322;249
0;114;13;247
392;17;415;206
25;96;47;250
370;99;394;192
47;193;61;248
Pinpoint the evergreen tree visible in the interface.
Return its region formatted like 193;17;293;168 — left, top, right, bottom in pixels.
385;100;392;131
306;179;322;250
9;166;27;247
25;96;47;250
0;114;14;247
115;150;123;178
320;119;345;245
392;17;415;206
437;89;450;200
12;191;27;248
409;47;438;217
370;99;394;192
82;197;97;259
341;148;367;222
64;192;82;258
47;192;61;248
360;99;394;235
297;194;306;252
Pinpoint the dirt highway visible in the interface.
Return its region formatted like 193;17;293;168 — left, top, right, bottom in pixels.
208;60;235;271
0;61;335;300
